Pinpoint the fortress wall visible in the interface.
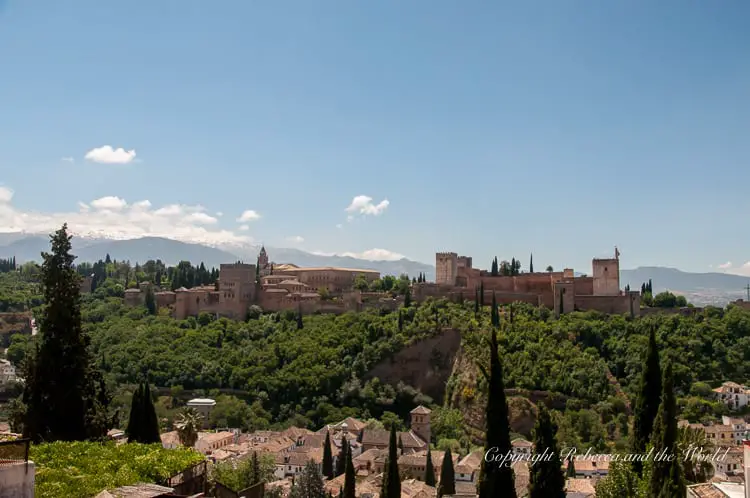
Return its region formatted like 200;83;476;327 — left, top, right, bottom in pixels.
574;295;633;315
574;277;594;295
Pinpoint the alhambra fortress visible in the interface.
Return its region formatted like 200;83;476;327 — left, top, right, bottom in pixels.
120;246;641;320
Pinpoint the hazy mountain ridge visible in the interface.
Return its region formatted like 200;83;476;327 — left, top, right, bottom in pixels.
0;234;435;280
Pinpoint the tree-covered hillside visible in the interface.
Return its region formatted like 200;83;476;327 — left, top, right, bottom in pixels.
3;255;750;452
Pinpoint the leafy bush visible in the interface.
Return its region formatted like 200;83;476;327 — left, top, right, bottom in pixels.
30;441;204;498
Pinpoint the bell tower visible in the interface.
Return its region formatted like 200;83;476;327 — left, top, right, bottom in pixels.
410;405;432;445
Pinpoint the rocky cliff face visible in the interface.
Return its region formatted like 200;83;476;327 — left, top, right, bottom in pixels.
363;328;552;443
365;328;462;402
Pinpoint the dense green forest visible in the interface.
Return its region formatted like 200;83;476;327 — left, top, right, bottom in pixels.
2;258;749;454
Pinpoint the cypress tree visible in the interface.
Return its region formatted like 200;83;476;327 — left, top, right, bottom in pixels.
424;446;437;487
126;384;144;442
404;288;412;307
438;448;456;498
631;327;662;475
141;382;161;443
474;288;479;313
343;442;356;498
491;257;498;276
398;435;404;455
381;425;401;498
22;224;105;443
335;437;349;477
477;328;516;498
297;307;304;330
144;286;156;315
479;281;485;306
511;257;516;275
649;362;685;497
566;458;576;478
528;405;566;498
529;253;534;273
491;292;499;328
322;430;334;480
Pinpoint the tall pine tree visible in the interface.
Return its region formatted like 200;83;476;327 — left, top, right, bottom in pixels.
649;362;685;497
322;430;334;480
477;328;516;498
631;327;662;475
22;224;108;442
528;405;566;498
424;446;436;487
438;448;455;498
343;441;356;498
381;425;401;498
529;253;534;273
335;437;349;477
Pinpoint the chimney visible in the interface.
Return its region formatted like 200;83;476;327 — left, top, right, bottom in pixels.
744;440;750;498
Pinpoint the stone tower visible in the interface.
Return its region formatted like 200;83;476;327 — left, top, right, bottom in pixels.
592;247;621;296
410;405;432;445
258;246;271;277
435;252;458;286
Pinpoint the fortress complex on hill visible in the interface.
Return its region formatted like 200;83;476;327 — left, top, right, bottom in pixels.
414;247;641;317
122;246;642;319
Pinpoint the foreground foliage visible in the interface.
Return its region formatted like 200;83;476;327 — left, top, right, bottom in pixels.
31;441;204;498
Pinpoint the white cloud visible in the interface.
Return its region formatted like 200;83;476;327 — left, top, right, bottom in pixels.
132;200;152;209
312;248;405;261
84;145;137;164
216;212;223;217
90;196;127;210
61;157;75;163
238;225;250;231
345;195;389;218
237;210;261;222
0;187;13;204
286;235;304;244
154;204;182;216
335;224;343;229
184;212;218;225
0;186;253;246
714;260;750;277
723;262;750;277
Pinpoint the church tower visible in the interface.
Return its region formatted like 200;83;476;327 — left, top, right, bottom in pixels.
410;405;432;445
258;246;271;277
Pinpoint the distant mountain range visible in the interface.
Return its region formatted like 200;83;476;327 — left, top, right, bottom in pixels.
1;233;747;306
0;234;435;281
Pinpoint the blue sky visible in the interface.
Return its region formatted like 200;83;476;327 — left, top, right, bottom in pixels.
0;1;749;274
